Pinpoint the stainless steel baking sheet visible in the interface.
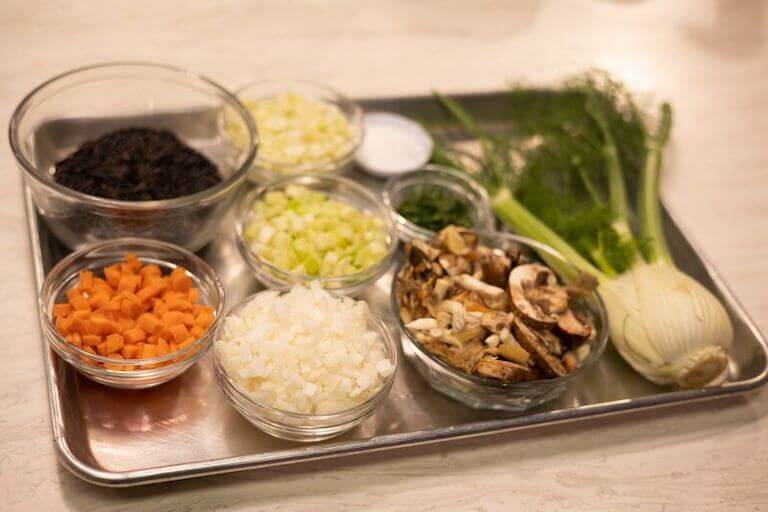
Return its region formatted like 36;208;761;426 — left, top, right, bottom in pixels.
26;92;768;487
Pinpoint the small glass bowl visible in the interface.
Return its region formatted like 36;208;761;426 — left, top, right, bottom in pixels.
382;165;495;243
236;174;398;296
391;231;609;412
39;238;225;389
213;289;398;442
234;80;363;183
9;62;257;251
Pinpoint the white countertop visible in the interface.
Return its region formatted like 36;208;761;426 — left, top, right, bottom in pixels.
1;1;767;510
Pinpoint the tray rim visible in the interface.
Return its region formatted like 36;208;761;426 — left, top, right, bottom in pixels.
23;93;768;487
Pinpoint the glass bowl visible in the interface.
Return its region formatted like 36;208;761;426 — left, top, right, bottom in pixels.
39;238;225;389
391;231;609;412
9;62;257;251
233;80;363;183
382;164;495;243
213;289;398;442
236;174;398;296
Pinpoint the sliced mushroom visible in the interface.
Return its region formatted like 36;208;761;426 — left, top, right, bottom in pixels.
511;318;567;378
498;339;530;365
535;328;563;356
480;311;515;333
483;333;501;348
507;265;559;328
556;308;592;338
405;318;439;331
437;226;477;256
527;286;570;315
474;357;531;382
562;343;591;372
478;248;512;288
455;274;507;309
438;253;472;276
433;277;453;301
436;300;467;332
450;290;494;313
408;239;441;262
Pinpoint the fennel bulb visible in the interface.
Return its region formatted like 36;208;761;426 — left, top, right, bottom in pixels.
599;262;732;388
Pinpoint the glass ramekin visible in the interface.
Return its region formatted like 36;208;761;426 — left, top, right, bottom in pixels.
236;174;398;296
233;80;363;184
382;164;495;243
39;238;225;389
392;231;609;412
9;62;257;251
213;289;398;442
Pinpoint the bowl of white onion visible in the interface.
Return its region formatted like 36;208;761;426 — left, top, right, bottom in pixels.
213;283;397;442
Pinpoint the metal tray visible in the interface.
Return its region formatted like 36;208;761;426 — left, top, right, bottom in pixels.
26;92;768;487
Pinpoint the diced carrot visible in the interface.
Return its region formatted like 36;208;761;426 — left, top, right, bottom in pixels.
178;337;196;349
53;303;73;318
90;315;116;335
87;292;112;311
117;274;141;293
190;325;205;338
157;338;170;356
137;284;161;302
169;267;192;292
105;352;125;371
195;312;213;328
123;327;147;344
124;252;142;272
122;344;140;359
96;342;108;356
152;299;167;317
69;316;90;335
137;313;162;334
120;298;143;318
81;345;97;365
161;290;187;302
193;304;214;316
161;311;185;326
168;324;189;343
140;343;158;359
169;341;179;353
78;270;94;292
55;315;71;336
104;333;125;354
70;294;90;312
187;288;199;303
168;298;194;312
156;327;173;341
83;334;102;347
182;313;195;328
117;316;135;331
66;288;83;303
104;264;122;288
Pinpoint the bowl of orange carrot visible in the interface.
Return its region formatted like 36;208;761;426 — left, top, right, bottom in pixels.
40;238;225;389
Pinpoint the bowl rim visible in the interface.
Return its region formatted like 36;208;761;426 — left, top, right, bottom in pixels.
234;79;363;171
8;61;258;212
213;287;398;420
382;164;495;241
236;173;399;288
391;230;610;389
40;237;225;373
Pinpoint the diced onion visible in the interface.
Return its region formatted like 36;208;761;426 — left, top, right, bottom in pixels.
216;283;394;414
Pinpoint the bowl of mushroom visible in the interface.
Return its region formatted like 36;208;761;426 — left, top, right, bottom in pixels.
392;226;609;411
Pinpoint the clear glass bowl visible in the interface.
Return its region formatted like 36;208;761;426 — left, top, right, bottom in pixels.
234;80;363;184
213;289;398;442
391;231;609;412
236;174;398;296
382;164;495;243
39;238;225;389
9;62;257;251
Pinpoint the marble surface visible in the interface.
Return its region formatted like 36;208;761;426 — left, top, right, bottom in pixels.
1;1;766;510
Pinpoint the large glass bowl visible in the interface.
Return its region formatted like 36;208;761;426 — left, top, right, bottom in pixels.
382;164;495;243
392;231;609;412
9;62;257;251
233;80;363;183
236;174;398;296
213;289;398;442
39;238;225;389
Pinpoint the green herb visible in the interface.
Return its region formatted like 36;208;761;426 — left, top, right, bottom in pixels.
396;185;473;231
